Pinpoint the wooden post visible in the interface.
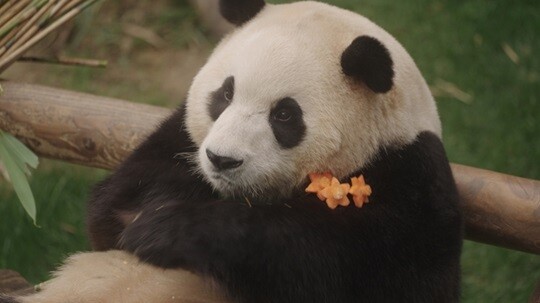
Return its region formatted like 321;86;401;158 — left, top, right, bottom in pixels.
0;81;170;169
530;280;540;303
454;164;540;254
0;270;33;296
0;81;539;255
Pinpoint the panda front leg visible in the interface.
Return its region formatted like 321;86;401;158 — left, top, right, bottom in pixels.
86;105;215;251
120;195;363;303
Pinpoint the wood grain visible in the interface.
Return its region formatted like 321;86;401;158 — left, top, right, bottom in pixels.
530;279;540;303
0;81;170;169
0;81;539;255
454;164;540;254
0;269;33;295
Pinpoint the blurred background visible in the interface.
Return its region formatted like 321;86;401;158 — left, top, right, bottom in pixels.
0;0;538;301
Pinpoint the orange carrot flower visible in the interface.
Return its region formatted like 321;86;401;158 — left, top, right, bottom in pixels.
319;177;351;209
349;175;372;208
305;172;333;201
305;172;372;209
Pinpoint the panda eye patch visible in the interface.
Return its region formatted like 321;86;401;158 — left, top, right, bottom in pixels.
208;76;234;121
269;98;306;149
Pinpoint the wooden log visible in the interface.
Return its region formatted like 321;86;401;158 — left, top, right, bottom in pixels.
454;164;540;254
0;81;170;169
530;279;540;303
0;269;33;296
0;81;539;254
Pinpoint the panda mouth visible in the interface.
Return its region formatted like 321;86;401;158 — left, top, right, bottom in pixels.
211;173;232;183
210;172;264;197
208;173;249;197
208;170;297;202
210;173;238;188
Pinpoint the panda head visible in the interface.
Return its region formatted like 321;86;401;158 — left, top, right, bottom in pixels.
185;0;441;201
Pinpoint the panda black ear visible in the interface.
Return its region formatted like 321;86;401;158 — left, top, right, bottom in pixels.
341;36;394;94
219;0;266;26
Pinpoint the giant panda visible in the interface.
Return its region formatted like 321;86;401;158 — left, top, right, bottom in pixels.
1;0;463;302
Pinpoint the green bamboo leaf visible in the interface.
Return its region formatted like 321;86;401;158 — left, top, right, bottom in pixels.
0;141;37;224
3;133;38;168
9;152;32;176
0;134;31;176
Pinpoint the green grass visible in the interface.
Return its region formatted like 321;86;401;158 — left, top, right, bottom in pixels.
0;161;105;283
0;0;539;301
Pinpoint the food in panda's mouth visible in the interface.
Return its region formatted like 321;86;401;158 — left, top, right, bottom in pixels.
305;172;371;209
349;175;372;207
319;177;351;209
305;172;333;200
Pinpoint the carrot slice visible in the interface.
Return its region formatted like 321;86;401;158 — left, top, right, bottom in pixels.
349;175;372;208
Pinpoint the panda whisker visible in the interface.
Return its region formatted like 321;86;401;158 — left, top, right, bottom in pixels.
175;151;207;179
188;165;204;179
175;151;198;164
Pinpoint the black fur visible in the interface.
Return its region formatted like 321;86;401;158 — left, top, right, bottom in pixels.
269;98;306;149
88;106;462;302
209;76;234;121
87;104;215;250
219;0;266;26
341;35;394;93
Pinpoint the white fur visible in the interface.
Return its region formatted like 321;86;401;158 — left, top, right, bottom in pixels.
187;1;440;200
16;251;228;303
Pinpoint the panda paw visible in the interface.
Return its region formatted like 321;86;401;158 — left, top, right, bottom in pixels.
119;201;195;269
120;197;249;274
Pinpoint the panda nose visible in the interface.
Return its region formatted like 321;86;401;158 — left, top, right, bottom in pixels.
206;149;244;171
